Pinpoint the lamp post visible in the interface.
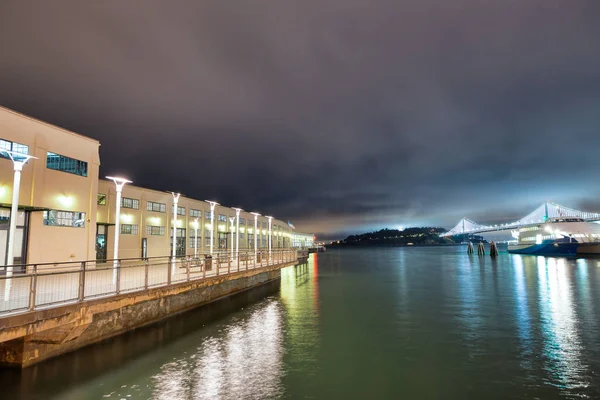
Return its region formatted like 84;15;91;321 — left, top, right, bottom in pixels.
170;192;181;260
4;151;37;274
204;201;218;255
194;218;199;258
266;216;273;260
232;208;242;257
229;217;235;261
251;212;260;261
106;176;132;284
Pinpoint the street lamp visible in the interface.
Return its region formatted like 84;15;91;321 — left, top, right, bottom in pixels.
204;200;218;255
169;192;181;260
193;218;199;258
106;176;132;283
251;212;260;261
266;216;273;259
229;217;235;261
3;150;37;274
232;208;242;257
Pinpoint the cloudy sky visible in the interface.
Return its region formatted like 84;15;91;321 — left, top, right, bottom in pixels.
1;1;600;239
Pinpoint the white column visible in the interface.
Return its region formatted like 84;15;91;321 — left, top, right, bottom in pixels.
194;218;199;258
6;162;23;275
4;152;36;302
251;212;260;260
233;208;242;257
113;187;123;268
229;217;235;261
106;177;131;284
171;193;180;259
205;201;218;255
266;216;273;258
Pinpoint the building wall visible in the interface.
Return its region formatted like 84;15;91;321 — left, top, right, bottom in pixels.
0;107;100;265
97;181;294;260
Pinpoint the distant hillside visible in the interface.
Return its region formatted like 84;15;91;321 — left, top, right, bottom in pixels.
333;227;450;246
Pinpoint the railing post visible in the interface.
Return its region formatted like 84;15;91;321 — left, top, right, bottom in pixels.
203;257;206;280
116;260;121;294
228;253;231;275
144;259;149;289
216;255;220;276
237;253;240;272
28;265;37;311
167;256;172;285
245;252;248;270
78;261;86;302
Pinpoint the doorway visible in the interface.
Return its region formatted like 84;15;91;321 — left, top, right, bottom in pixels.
96;224;108;262
0;208;28;273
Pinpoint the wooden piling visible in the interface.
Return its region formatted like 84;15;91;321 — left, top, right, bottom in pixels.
477;242;485;255
467;242;474;255
490;241;498;258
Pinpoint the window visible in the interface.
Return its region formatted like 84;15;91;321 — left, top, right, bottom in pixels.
205;236;212;246
43;210;86;227
0;139;29;159
121;224;139;235
218;214;227;222
97;193;107;205
262;222;267;228
147;201;166;213
205;211;212;220
46;152;88;177
189;233;201;248
190;209;201;218
170;228;186;237
121;197;139;209
171;206;185;216
240;218;246;225
146;225;165;236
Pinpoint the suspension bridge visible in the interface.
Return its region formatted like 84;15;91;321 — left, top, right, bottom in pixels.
440;202;600;237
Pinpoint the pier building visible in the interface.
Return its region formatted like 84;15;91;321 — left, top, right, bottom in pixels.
0;106;306;271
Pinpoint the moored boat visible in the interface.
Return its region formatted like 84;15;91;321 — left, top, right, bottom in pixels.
508;217;600;256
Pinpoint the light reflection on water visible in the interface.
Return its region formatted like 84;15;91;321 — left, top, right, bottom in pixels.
149;301;284;400
536;257;589;392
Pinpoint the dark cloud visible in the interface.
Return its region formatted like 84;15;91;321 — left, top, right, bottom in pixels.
2;0;600;239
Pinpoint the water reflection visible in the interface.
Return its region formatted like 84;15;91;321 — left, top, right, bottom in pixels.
513;256;533;372
150;300;285;400
536;256;589;391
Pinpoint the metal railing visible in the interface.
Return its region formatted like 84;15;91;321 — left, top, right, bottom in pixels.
0;249;298;317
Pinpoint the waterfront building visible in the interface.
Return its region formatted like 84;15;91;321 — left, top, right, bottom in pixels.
0;106;308;271
291;232;315;248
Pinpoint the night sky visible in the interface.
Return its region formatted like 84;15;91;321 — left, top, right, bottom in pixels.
2;1;600;239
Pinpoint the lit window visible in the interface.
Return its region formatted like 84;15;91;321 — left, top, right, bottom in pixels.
0;139;29;159
121;197;139;209
147;201;166;213
145;225;165;236
43;210;86;227
171;205;186;216
120;224;139;235
46;152;88;177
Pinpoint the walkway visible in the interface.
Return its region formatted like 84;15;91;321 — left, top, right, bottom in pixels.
0;250;297;316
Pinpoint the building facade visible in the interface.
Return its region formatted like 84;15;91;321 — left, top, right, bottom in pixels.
0;106;309;270
0;107;100;268
96;180;294;261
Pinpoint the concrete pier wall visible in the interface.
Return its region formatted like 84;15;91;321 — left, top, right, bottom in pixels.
0;263;291;368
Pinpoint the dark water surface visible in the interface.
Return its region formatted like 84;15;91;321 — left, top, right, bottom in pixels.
5;247;600;399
